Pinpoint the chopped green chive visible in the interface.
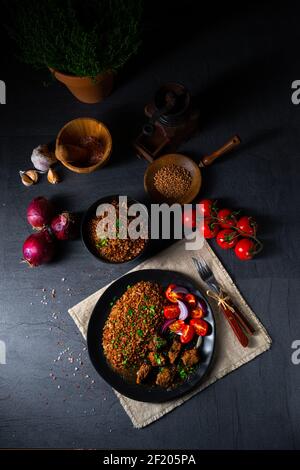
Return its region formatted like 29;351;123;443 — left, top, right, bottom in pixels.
96;237;108;248
154;353;162;365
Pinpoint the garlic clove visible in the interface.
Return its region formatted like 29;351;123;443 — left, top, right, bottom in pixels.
47;168;60;184
25;169;39;183
20;172;34;187
20;170;39;187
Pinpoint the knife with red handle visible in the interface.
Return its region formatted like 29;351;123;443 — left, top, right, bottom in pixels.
221;305;249;347
230;304;255;336
191;256;255;348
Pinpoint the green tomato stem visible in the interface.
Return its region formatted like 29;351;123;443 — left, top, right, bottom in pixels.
209;215;263;256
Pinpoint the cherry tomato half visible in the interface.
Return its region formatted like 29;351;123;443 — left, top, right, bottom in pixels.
165;284;183;303
234;238;256;260
163;305;180;320
190;306;205;319
169;319;185;333
217;208;237;229
190;318;209;336
201;219;219;239
236;216;257;237
197;199;218;218
216;229;238;250
180;324;195;344
184;293;197;308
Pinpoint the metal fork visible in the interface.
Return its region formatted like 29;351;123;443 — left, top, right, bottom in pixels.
192;257;219;293
192;257;254;347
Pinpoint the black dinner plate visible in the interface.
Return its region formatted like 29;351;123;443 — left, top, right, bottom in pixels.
87;269;216;403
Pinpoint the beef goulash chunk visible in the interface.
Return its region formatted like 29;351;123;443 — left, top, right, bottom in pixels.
168;339;182;364
181;348;200;367
156;367;176;388
136;363;152;384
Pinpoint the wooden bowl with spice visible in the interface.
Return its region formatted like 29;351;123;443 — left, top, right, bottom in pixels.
55;117;112;174
144;155;199;205
144;135;241;204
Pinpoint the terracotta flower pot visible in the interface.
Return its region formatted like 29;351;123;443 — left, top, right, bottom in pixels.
50;69;114;104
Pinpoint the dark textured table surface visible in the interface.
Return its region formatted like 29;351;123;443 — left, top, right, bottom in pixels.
1;2;300;449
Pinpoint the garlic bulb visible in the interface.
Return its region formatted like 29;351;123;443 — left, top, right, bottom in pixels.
20;169;39;187
31;144;57;173
47;168;60;184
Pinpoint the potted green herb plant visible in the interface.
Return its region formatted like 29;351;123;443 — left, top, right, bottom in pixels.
8;0;142;103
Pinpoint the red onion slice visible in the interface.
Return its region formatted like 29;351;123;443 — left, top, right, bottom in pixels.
197;299;207;315
178;300;189;320
172;286;189;295
161;319;176;333
191;290;208;314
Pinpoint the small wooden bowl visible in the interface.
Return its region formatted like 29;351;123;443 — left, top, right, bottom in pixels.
144;136;241;204
55;117;112;174
144;154;201;204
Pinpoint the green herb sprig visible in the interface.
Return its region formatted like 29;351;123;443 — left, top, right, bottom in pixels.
6;0;143;79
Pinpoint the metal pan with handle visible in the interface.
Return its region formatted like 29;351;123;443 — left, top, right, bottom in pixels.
144;135;241;204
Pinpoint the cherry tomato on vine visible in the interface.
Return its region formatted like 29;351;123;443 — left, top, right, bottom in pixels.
163;305;180;320
180;324;195;344
190;318;209;336
217;208;237;228
216;229;238;249
197;199;218;218
182;207;197;229
236;216;257;236
234;238;257;260
202;219;219;239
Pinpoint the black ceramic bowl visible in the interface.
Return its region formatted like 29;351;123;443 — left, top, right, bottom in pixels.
81;195;150;264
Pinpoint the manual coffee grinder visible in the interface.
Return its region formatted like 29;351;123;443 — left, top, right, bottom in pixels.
133;82;200;162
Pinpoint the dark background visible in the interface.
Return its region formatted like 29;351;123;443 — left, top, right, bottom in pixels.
1;0;300;449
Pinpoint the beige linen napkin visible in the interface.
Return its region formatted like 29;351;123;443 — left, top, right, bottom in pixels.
69;240;271;428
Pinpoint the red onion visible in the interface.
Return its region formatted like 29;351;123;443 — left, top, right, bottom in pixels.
50;212;79;240
161;319;176;333
178;300;189;320
27;196;55;230
22;229;56;267
172;286;189;295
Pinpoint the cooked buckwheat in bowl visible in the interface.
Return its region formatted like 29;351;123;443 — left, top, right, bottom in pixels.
81;195;150;264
